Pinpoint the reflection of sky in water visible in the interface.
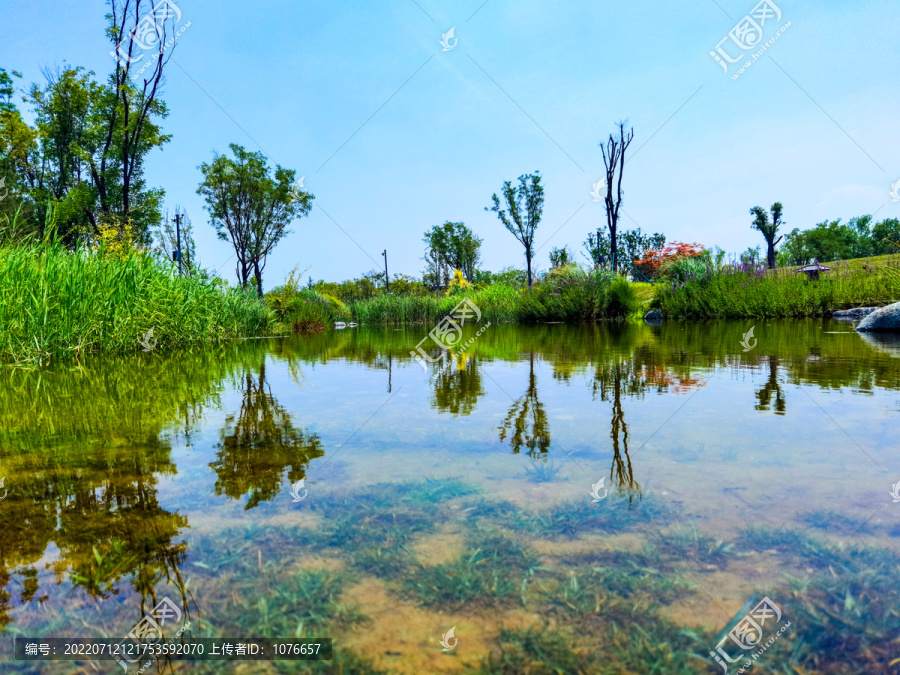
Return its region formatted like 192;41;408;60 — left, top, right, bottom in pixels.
1;321;899;672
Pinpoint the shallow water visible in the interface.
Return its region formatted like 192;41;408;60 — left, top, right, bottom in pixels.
1;320;898;673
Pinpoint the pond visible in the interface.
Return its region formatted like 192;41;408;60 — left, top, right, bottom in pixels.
0;321;898;673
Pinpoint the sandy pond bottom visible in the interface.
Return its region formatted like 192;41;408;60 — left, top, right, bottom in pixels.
0;321;898;673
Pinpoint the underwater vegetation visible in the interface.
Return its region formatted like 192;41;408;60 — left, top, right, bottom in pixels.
474;626;597;674
401;528;544;609
523;457;562;483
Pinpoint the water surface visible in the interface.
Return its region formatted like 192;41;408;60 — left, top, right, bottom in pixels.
1;321;898;673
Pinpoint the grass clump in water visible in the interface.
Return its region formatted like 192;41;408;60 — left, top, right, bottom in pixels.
520;495;673;539
474;626;596;674
401;529;541;609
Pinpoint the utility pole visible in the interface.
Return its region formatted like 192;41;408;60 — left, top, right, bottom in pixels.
172;212;183;275
382;249;390;293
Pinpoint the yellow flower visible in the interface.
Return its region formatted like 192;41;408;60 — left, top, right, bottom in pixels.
446;269;471;295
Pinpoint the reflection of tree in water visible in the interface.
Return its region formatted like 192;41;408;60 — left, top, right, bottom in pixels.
608;365;639;496
210;360;324;509
431;353;485;416
595;363;641;496
498;354;551;457
0;346;253;630
0;439;191;628
755;355;786;415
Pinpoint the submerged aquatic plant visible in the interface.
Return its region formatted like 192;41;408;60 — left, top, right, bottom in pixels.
523;458;562;483
475;626;596;674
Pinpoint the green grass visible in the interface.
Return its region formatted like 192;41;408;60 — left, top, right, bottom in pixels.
656;256;900;319
0;240;269;364
349;269;640;325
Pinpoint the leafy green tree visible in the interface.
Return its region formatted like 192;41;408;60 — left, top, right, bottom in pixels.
0;68;39;236
582;227;665;275
486;172;544;288
548;245;572;268
422;221;482;285
777;216;898;264
0;63;169;246
872;218;900;254
197;143;313;297
750;202;784;269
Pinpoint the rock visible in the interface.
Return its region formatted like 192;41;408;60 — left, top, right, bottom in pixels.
833;307;878;320
857;331;900;358
856;301;900;332
644;310;663;322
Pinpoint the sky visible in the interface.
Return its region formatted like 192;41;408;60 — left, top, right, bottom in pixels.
1;0;898;289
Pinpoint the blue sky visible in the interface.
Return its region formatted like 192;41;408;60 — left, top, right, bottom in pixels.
2;0;898;288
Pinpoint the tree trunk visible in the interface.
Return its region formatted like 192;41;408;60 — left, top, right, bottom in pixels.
526;249;533;288
767;239;776;269
253;260;264;298
610;225;617;273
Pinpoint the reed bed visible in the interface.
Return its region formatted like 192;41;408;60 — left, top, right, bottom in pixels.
0;241;269;364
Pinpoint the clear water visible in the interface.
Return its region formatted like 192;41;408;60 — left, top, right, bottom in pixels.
1;321;898;673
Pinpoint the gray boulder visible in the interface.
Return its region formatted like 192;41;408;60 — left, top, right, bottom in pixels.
856;301;900;332
644;310;663;322
833;307;878;320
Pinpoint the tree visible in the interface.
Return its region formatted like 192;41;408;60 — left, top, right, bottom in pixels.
548;245;572;268
486;172;544;288
422;221;482;285
102;0;179;232
750;202;784;269
197;143;313;297
599;122;634;272
582;227;665;275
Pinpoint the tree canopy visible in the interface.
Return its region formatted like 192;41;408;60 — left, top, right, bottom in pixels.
197;143;313;297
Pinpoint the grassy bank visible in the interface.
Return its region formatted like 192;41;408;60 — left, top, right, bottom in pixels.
0;241;269;364
655;257;900;319
350;267;643;325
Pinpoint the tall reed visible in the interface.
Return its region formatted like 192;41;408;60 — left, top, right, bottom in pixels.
0;240;269;364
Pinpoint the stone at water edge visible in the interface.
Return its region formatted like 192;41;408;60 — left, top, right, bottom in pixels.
855;301;900;332
643;310;663;322
833;307;878;320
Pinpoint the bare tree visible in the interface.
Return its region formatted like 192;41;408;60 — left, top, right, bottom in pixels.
599;122;634;273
